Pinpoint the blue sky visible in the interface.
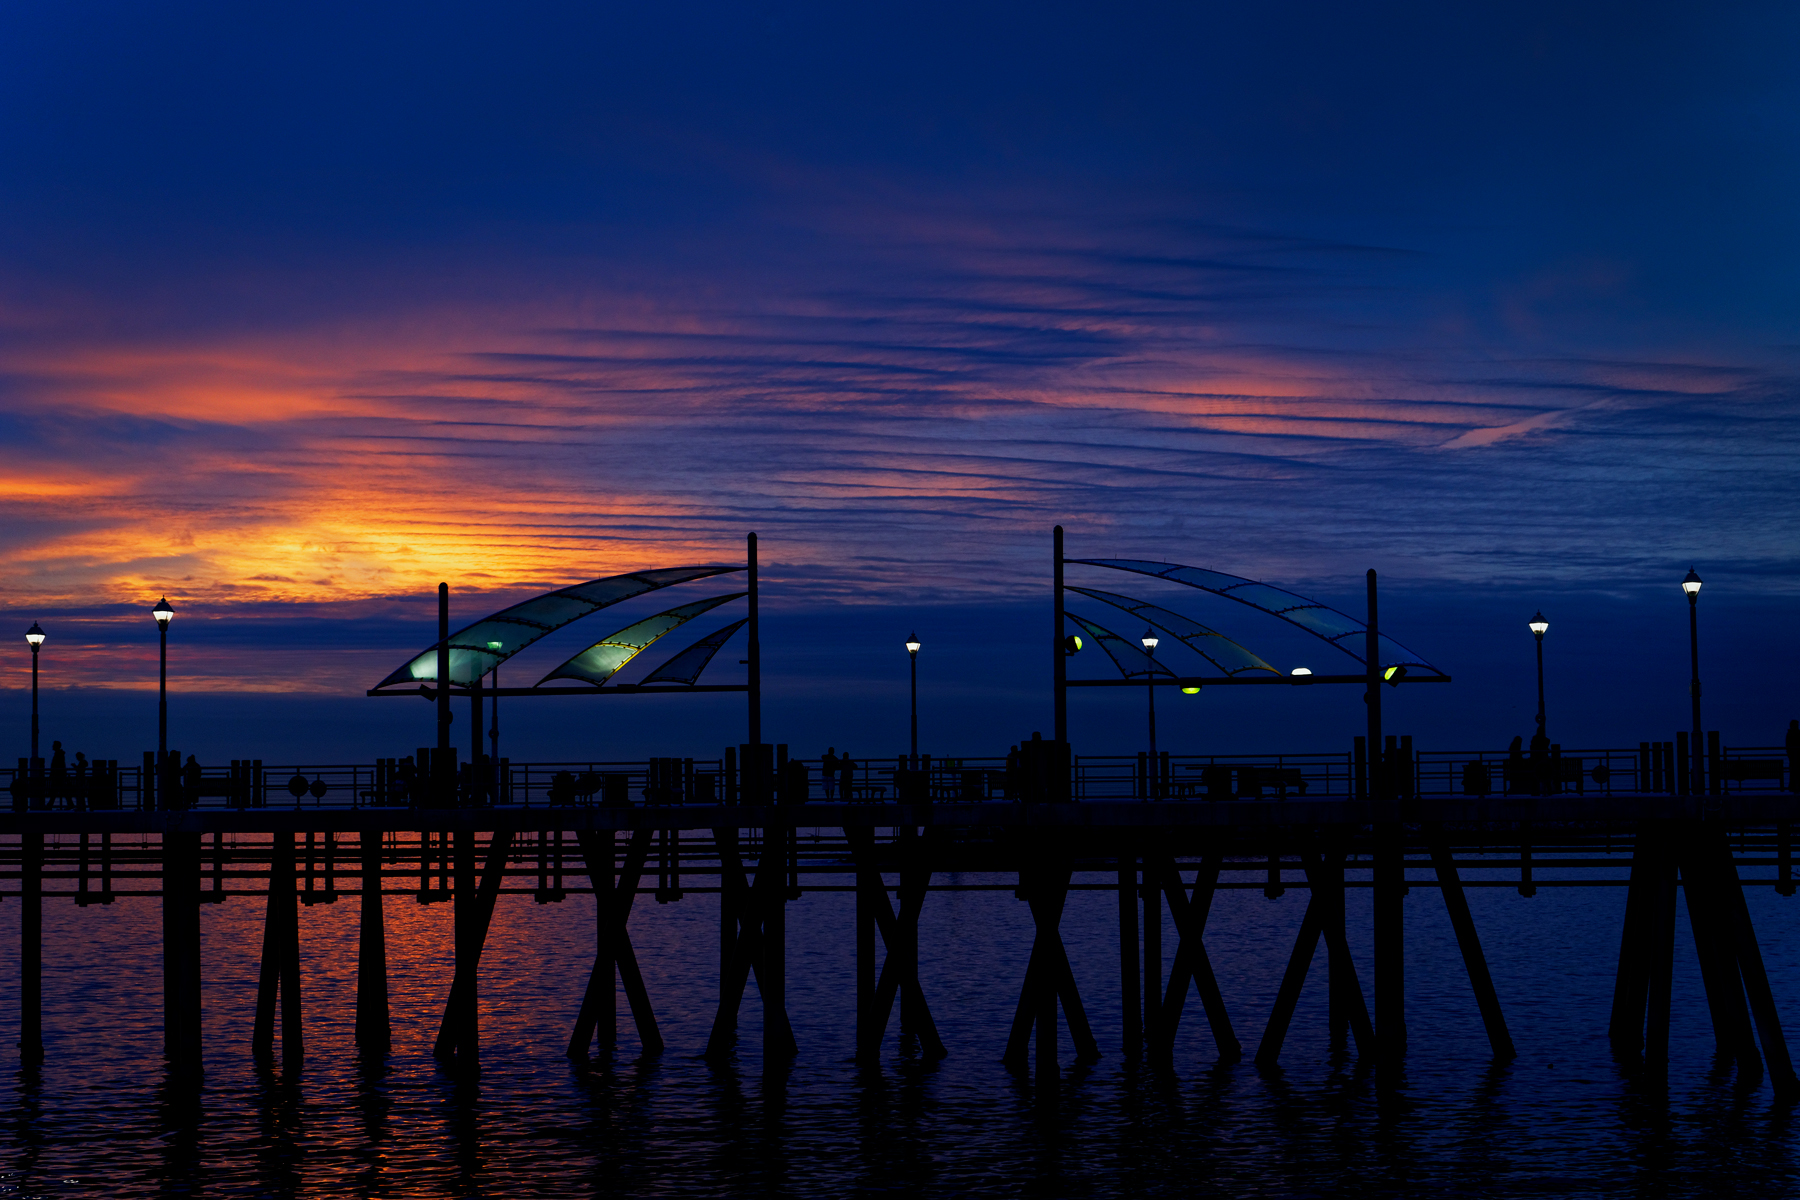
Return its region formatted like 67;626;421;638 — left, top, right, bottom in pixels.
0;2;1795;760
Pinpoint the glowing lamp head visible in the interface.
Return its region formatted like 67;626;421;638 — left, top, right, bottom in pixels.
1528;611;1548;637
1140;628;1159;652
24;623;44;648
1290;667;1312;676
1062;634;1083;655
1181;686;1201;695
486;641;503;652
152;597;174;629
905;632;921;655
1383;664;1409;687
1682;568;1702;597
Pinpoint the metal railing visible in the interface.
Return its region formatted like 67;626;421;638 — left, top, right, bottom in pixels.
1;737;1792;812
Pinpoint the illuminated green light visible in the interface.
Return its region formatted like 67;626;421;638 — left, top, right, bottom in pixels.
1181;686;1201;695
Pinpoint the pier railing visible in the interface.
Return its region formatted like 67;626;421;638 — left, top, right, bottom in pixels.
5;736;1792;811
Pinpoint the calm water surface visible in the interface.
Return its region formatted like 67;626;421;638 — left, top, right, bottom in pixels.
0;845;1796;1198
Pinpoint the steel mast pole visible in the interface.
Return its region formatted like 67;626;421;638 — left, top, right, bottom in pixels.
1688;580;1703;793
29;641;39;763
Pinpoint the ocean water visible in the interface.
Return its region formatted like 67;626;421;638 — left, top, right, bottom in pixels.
0;850;1795;1198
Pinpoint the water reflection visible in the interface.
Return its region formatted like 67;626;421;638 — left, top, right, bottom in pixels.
251;1062;304;1194
151;1072;205;1197
351;1054;392;1197
4;882;1800;1196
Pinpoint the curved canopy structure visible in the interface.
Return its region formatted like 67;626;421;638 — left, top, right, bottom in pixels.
1067;586;1279;677
539;593;746;687
641;618;748;686
1066;612;1176;680
1067;558;1442;676
372;565;740;690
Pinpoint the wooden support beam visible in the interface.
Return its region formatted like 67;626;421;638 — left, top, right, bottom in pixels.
1003;861;1099;1074
21;831;42;1064
1150;854;1239;1062
1644;824;1678;1071
1373;823;1405;1065
1142;858;1161;1051
714;826;743;1047
762;818;792;1062
250;831;303;1067
162;831;204;1074
846;826;944;1062
1679;829;1760;1081
705;831;796;1059
1708;827;1800;1100
857;841;876;1061
1428;838;1514;1060
569;828;661;1057
1118;855;1141;1059
1608;835;1653;1056
1313;852;1375;1059
355;829;390;1054
1254;892;1325;1066
433;830;516;1067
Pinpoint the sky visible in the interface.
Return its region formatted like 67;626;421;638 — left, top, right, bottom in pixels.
1;2;1797;764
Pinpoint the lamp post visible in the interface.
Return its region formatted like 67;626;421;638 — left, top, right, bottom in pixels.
153;598;174;763
905;632;921;765
25;623;44;762
1683;568;1703;792
1141;628;1159;796
1528;611;1548;739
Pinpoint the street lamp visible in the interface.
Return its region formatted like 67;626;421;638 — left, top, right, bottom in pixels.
153;597;174;765
1683;568;1703;793
1528;611;1549;739
25;623;44;762
905;632;921;765
1141;628;1159;797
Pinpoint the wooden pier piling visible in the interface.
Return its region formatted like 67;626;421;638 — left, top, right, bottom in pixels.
254;831;302;1066
1118;855;1141;1059
356;829;390;1053
21;831;42;1064
162;832;203;1074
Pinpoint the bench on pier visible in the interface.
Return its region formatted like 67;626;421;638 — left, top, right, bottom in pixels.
1234;766;1308;799
1172;764;1303;799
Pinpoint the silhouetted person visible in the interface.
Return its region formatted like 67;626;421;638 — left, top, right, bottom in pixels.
548;770;576;806
838;752;856;801
394;755;416;806
1788;719;1800;793
184;755;202;809
1504;735;1525;795
820;749;839;800
46;742;67;809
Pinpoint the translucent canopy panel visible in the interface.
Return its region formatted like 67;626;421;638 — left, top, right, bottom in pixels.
640;618;748;685
373;565;741;689
1066;611;1176;680
539;593;747;687
1068;559;1442;675
1067;587;1279;677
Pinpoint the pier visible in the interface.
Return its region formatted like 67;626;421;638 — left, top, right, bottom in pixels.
1;742;1796;1098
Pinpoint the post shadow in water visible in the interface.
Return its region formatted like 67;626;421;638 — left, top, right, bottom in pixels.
251;1062;306;1195
570;1050;662;1193
151;1071;205;1198
853;1056;938;1193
